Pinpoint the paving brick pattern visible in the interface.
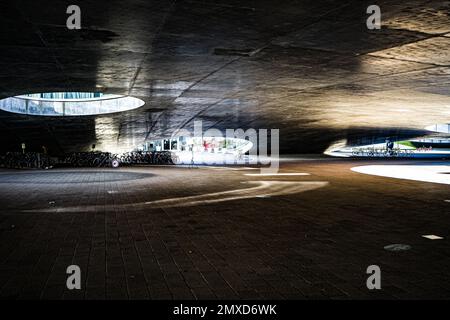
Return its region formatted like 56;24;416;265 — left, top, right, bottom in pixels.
0;160;449;299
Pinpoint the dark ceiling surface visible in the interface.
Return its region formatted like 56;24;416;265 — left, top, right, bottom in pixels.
1;0;450;154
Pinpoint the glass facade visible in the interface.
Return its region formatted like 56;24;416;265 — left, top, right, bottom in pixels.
141;136;253;154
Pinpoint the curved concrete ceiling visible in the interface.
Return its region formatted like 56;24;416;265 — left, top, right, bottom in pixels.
1;0;450;154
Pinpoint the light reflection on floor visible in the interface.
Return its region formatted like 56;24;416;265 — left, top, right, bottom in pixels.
23;180;328;212
351;164;450;185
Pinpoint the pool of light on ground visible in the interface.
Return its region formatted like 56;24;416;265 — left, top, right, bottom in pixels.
351;164;450;185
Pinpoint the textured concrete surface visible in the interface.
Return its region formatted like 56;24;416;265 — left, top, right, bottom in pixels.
0;160;449;299
1;0;450;153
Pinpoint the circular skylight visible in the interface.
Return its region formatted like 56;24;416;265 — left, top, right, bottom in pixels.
0;92;145;116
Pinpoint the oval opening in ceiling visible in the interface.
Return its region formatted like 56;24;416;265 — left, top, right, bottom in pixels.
0;92;145;116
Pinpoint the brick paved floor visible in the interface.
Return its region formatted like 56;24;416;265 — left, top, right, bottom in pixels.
0;159;449;299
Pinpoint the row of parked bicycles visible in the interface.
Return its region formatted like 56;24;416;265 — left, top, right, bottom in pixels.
0;151;178;169
60;151;178;167
0;152;55;169
61;152;117;167
351;148;415;157
118;151;179;165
